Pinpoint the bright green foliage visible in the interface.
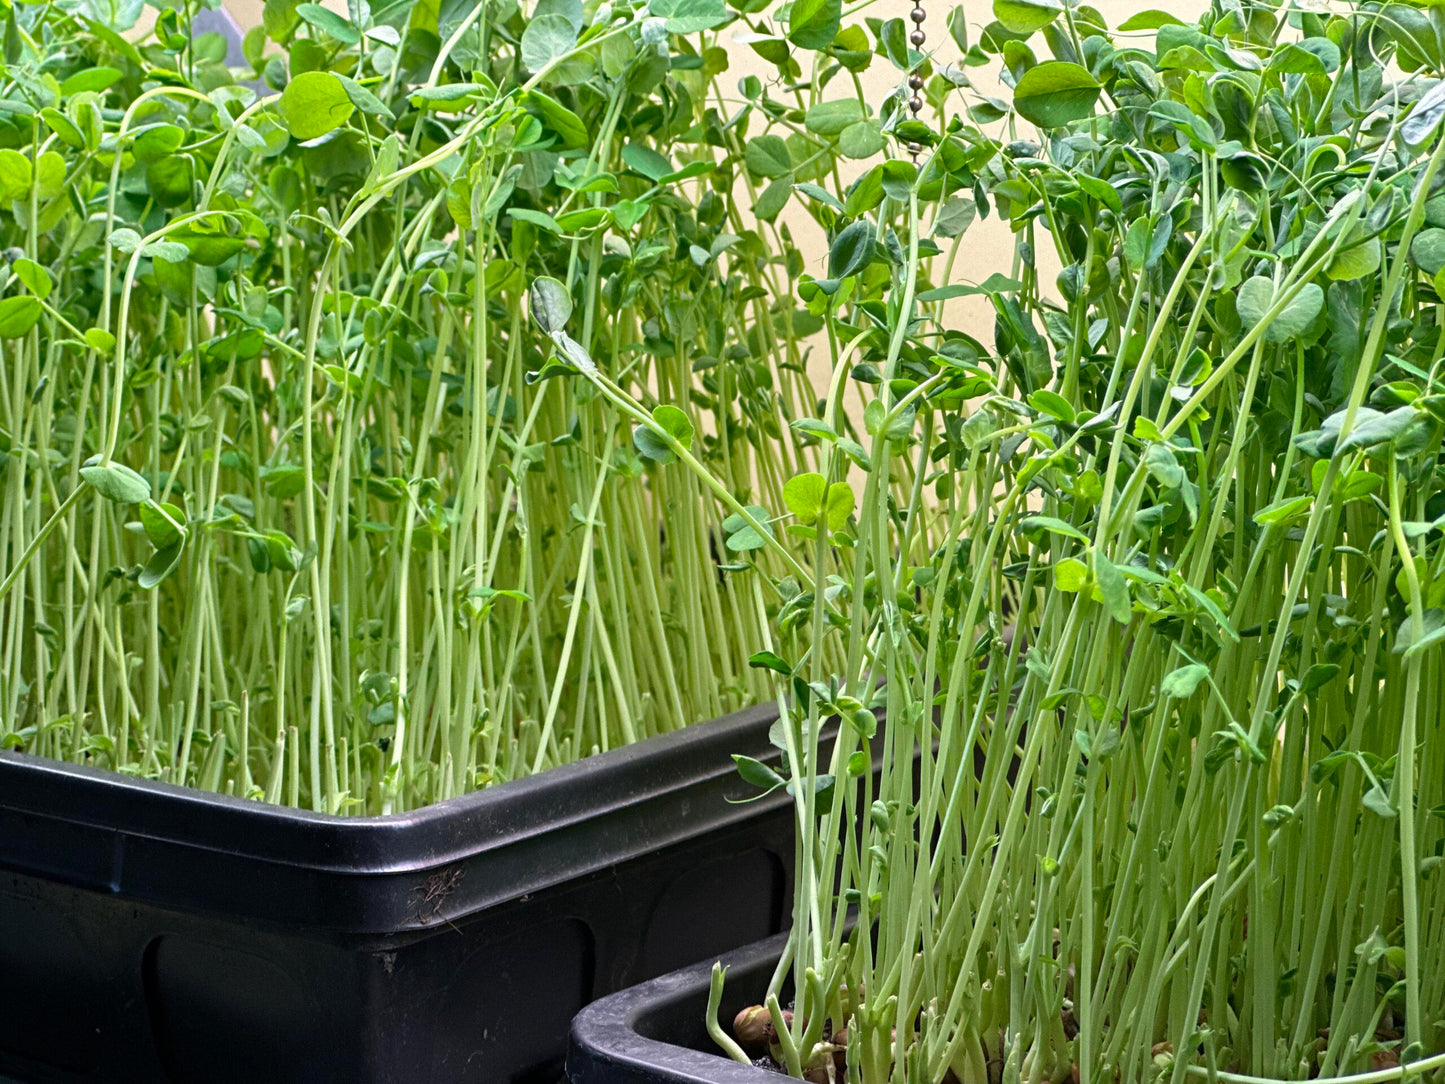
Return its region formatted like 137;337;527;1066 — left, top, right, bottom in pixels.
685;2;1445;1082
0;0;836;815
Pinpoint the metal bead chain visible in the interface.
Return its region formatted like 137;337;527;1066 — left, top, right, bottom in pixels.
907;0;926;162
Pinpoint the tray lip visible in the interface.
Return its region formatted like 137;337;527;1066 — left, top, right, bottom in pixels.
567;930;793;1083
0;701;785;876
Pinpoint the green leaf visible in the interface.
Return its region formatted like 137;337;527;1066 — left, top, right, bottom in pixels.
787;0;841;49
169;225;247;267
1012;61;1100;128
745;135;792;178
755;176;792;222
1028;388;1075;423
1054;557;1089;592
1160;663;1209;699
537;0;584;27
1363;783;1396;819
1182;581;1240;642
837;437;871;470
825;483;854;530
1299;663;1341;695
1075;174;1122;213
917;273;1024;302
1327;236;1382;281
139;500;185;549
748;650;792;675
1254;495;1313;526
1019;515;1089;543
846;707;876;740
837;120;885;159
651;405;694;449
12;258;51;300
829;220;875;279
336;75;395;120
521;13;578;72
60;67;122;95
1411;228;1445;275
621;143;673;182
39;108;83;150
529;276;573;334
0;149;31;201
409;83;490;109
85;328;116;353
805;99;865;135
522;90;588;148
1267;41;1331;75
650;0;730;32
509;208;563;234
1403;614;1445;661
934;195;978;237
787;774;836;801
783;472;827;521
138;540;185;590
0;295;41;338
1148;99;1216;149
1335;405;1417;455
80;461;151;504
1236;277;1323;343
296;2;359;43
1093;549;1132;624
1404;79;1445;146
880;160;917;200
1120;8;1184;28
993;0;1062;34
279;71;354;141
141;240;189;263
723;506;774;551
556;208;610;232
791;417;838;440
633;425;675;463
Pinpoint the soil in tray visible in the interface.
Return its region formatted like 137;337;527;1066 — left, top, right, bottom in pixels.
730;1004;982;1084
726;1006;1409;1084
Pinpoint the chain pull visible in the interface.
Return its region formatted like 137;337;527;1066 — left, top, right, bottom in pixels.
907;0;926;163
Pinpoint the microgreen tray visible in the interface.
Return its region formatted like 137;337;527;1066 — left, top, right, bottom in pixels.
566;929;790;1084
0;704;808;1084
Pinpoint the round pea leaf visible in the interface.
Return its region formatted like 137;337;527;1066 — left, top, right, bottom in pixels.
521;13;578;72
783;472;827;521
805;99;865;136
278;71;354;141
1012;61;1101;128
838;119;886;159
633;425;675;463
824;482;854;530
650;0;730;33
1411;228;1445;275
787;0;840;49
828;220;875;279
994;0;1063;34
651;405;694;450
1237;277;1324;343
1404;79;1445;146
745;135;792;178
80;461;152;504
529;276;573;334
0;295;41;338
1327;236;1382;281
12;258;51;300
1160;663;1209;698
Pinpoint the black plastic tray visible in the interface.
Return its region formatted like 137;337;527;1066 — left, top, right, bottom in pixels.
0;703;820;1084
566;929;793;1083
